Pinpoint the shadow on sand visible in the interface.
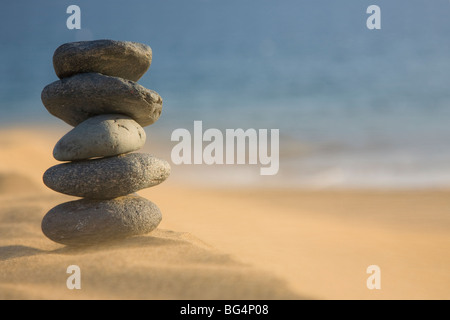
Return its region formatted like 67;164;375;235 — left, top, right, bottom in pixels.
0;245;44;261
0;232;197;260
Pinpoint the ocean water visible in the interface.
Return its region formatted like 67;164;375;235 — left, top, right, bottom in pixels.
1;0;450;188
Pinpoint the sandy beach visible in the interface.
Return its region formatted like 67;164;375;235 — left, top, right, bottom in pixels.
0;127;449;300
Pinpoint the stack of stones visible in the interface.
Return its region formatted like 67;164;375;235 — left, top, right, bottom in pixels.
40;40;170;246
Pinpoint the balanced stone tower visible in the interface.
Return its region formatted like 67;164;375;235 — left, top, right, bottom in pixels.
40;40;170;246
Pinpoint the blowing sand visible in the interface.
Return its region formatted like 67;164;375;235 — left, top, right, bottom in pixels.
0;127;449;299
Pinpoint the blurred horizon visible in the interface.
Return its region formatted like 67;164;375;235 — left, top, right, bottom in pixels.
1;0;450;189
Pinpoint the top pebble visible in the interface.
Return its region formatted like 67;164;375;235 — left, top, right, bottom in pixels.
53;40;152;82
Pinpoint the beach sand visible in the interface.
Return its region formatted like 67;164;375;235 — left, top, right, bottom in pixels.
0;127;449;299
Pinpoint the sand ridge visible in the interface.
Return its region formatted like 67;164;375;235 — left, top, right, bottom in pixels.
0;181;300;300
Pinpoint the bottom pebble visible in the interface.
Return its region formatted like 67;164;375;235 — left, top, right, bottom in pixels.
41;194;162;246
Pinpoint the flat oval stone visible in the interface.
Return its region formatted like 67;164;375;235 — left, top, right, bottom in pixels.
41;73;162;127
53;40;152;81
42;195;162;246
43;153;170;199
53;114;146;161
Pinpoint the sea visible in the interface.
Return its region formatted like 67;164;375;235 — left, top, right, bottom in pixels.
1;0;450;189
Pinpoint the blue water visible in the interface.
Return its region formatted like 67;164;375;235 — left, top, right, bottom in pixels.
1;0;450;188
